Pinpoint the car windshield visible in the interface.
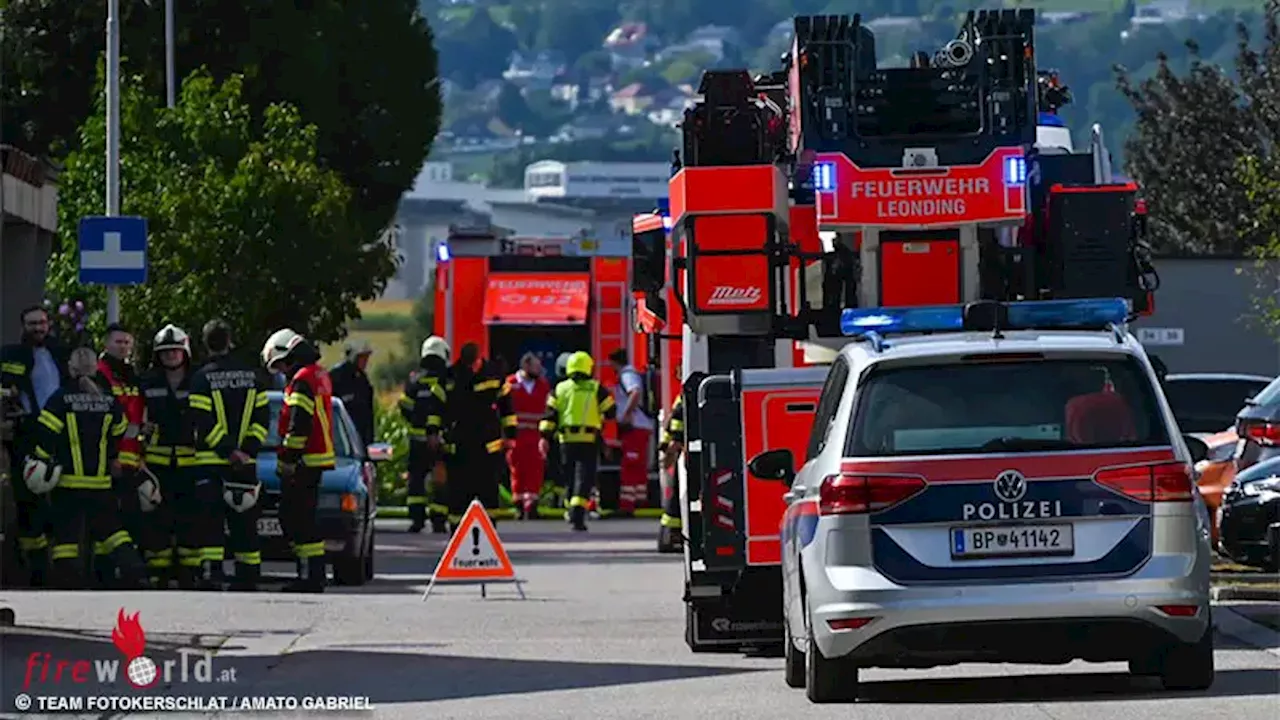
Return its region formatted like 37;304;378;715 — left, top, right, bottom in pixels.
847;357;1169;456
1249;376;1280;408
264;396;353;458
1163;378;1270;433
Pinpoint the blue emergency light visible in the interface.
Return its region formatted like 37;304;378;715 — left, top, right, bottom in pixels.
840;298;1131;336
812;162;837;192
1004;156;1027;186
435;241;451;263
1037;112;1066;127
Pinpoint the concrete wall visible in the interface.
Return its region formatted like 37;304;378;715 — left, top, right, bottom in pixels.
1;147;60;345
1137;258;1280;376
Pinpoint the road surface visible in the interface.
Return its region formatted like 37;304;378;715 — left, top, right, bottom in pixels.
1;518;1277;719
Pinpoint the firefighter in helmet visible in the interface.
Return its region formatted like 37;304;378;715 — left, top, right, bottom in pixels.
190;320;270;591
400;336;451;534
137;324;207;587
444;343;516;526
539;351;616;531
261;328;334;593
657;393;685;553
31;347;148;588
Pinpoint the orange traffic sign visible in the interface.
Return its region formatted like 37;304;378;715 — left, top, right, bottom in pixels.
422;500;524;600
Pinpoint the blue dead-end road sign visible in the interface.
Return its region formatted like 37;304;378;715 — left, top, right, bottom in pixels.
79;216;149;285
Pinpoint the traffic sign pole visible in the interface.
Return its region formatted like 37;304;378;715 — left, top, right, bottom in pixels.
105;0;122;323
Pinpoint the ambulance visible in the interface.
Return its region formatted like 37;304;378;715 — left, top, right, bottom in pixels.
631;9;1161;652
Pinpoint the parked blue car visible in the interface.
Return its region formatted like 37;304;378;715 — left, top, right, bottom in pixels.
255;391;392;586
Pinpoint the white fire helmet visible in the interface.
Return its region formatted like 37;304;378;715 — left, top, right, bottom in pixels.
153;324;191;356
224;479;261;513
136;467;163;512
420;336;450;362
22;456;61;494
261;328;304;371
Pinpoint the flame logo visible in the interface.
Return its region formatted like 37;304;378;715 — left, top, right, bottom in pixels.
111;609;146;660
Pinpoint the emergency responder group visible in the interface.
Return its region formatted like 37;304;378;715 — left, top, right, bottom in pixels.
1;306;348;593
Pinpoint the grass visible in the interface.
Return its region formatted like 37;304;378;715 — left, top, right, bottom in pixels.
358;299;417;316
320;330;404;371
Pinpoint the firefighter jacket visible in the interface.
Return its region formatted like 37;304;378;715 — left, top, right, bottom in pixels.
0;340;70;426
540;376;617;444
188;354;270;466
446;362;517;455
330;360;375;447
139;368;197;468
96;355;145;469
398;364;448;450
279;363;336;469
32;380;127;490
660;395;685;449
506;372;551;438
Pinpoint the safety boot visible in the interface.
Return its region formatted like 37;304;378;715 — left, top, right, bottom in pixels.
407;506;426;533
282;557;326;594
175;565;200;590
94;553;118;589
431;516;448;534
198;560;226;591
568;506;588;532
227;563;260;592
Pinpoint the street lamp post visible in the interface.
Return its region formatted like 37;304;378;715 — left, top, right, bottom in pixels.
105;0;122;324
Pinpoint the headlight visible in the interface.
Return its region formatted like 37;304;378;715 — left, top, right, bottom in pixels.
317;493;360;512
1243;477;1280;497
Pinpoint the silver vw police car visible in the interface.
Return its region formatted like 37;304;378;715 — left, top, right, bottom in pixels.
749;299;1214;703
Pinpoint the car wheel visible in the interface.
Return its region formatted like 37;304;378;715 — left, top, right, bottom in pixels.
363;525;375;581
332;524;368;587
784;614;806;688
805;622;858;703
1158;616;1215;691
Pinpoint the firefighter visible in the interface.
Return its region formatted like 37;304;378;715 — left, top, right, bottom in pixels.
94;323;146;587
400;336;450;534
138;325;206;588
538;351;616;531
1;305;69;587
444;343;516;526
330;339;375;448
607;348;655;516
657;394;685;553
544;351;574;500
261;328;334;593
30;347;148;589
506;353;551;520
190;319;271;591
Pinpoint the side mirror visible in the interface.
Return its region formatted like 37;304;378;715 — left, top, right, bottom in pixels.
631;226;666;293
1183;435;1208;465
748;448;796;483
367;442;394;463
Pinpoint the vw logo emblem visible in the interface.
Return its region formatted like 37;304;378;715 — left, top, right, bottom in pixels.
993;470;1027;503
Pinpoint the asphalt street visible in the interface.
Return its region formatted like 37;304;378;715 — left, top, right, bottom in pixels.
0;518;1277;720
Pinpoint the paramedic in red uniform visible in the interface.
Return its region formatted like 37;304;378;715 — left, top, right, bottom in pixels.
95;323;146;587
607;348;653;515
506;353;551;519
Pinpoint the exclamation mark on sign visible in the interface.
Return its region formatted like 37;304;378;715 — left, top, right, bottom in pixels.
471;527;481;555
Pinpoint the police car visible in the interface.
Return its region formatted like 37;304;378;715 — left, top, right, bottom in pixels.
748;298;1215;703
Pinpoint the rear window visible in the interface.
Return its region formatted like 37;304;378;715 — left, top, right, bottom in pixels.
846;357;1169;456
1162;378;1269;433
1250;376;1280;407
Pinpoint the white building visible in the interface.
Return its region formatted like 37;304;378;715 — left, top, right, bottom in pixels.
523;160;670;201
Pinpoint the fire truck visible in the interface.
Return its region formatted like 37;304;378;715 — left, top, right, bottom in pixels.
631;9;1160;652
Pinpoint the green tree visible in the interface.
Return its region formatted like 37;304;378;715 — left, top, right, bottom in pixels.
1239;153;1280;338
45;68;397;355
1;0;441;243
1115;3;1278;255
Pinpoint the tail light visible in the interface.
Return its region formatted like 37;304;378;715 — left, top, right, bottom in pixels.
1094;462;1193;502
818;473;927;515
1240;420;1280;447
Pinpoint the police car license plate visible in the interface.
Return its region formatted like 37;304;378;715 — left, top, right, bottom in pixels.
257;517;283;537
951;524;1073;559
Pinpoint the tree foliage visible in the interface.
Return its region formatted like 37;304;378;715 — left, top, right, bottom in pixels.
46;68;398;357
1;0;441;240
1239;153;1280;337
1115;1;1279;255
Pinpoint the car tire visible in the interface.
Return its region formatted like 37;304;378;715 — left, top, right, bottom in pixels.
784;615;805;688
805;623;858;703
1158;617;1215;691
363;525;375;581
332;523;368;587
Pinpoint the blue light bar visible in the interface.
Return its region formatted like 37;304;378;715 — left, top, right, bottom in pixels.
1037;112;1066;127
435;241;451;263
662;215;673;230
812;162;836;192
1004;156;1027;186
840;298;1131;336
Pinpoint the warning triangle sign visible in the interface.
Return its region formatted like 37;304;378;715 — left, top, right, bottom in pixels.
430;500;517;583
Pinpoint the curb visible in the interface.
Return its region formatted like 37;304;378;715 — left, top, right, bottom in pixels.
1214;605;1280;658
1212;585;1280;602
1210;572;1280;585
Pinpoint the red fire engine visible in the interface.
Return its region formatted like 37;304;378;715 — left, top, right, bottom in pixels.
631;9;1160;652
